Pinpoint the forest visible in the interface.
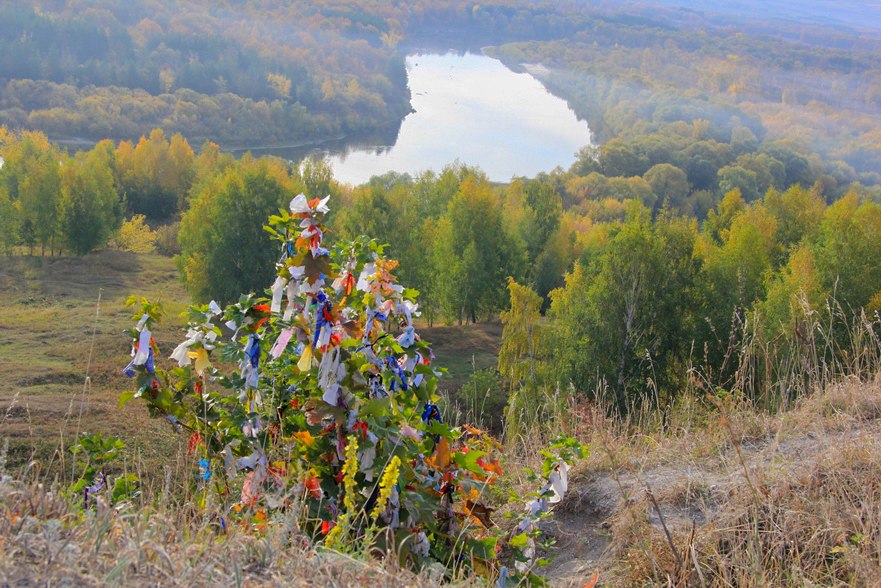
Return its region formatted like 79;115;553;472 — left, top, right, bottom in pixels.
2;120;879;419
0;0;584;147
3;0;881;178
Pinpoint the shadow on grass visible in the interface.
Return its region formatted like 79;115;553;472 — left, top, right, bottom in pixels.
0;249;144;303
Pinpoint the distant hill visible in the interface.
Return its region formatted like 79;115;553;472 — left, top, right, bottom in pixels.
637;0;881;33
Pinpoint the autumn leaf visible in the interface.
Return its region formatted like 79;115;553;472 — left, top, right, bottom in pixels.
583;571;600;588
426;437;451;470
464;500;496;528
292;430;316;447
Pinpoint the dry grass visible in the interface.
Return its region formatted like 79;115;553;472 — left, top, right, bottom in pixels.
697;435;881;587
555;378;881;587
0;472;440;587
0;250;189;475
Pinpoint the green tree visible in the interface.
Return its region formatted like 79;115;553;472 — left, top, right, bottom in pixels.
764;184;825;252
0;189;18;254
179;157;301;303
115;129;195;220
549;205;700;410
703;189;746;244
58;149;120;255
499;278;547;391
812;193;881;310
300;157;338;204
762;246;824;338
499;279;557;441
718;165;760;201
437;173;525;323
0;132;61;255
599;139;649;177
644;163;689;211
697;202;778;373
429;215;465;323
522;177;562;261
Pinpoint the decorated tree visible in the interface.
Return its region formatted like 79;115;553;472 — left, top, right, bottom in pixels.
120;195;583;583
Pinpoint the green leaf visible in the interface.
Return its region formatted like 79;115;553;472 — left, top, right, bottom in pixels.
111;474;140;503
510;532;530;549
118;390;136;407
452;449;487;475
467;536;497;560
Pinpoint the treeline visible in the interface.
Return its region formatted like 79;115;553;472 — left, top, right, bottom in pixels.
167;134;881;418
3;123;879;420
4;120;879;314
497;185;881;422
332;118;880;323
0;127;199;255
0;1;411;145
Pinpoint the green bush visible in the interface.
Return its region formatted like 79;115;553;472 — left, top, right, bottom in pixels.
120;195;585;583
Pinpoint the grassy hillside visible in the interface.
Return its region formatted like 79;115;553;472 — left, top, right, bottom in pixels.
0;251;500;474
0;251;189;472
3;252;880;586
544;378;881;586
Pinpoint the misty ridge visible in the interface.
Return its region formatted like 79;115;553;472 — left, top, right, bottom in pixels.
635;0;881;34
1;0;881;181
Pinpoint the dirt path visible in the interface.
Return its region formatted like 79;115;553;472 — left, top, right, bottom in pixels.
541;417;881;586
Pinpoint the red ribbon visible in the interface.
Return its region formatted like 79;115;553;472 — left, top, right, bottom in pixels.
352;421;369;439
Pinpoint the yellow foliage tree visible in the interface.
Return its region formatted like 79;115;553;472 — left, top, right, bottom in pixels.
114;215;156;253
266;73;292;100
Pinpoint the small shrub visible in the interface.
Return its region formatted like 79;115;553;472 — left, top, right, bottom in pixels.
114;215;156;253
154;221;181;257
69;432;140;508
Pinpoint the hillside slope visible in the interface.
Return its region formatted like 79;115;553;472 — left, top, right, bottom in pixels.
0;251;188;470
2;375;879;585
544;379;881;586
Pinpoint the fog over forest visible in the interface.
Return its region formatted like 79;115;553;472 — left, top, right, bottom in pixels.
637;0;881;32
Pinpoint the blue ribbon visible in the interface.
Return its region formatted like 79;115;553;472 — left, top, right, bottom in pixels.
123;347;154;378
313;292;333;348
245;334;260;368
387;356;408;392
198;458;211;480
421;402;441;425
363;308;387;341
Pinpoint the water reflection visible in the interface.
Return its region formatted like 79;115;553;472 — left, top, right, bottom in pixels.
235;52;593;185
227;124;402;164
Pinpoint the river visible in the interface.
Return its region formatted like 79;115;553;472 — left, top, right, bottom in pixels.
327;52;592;184
244;52;593;185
